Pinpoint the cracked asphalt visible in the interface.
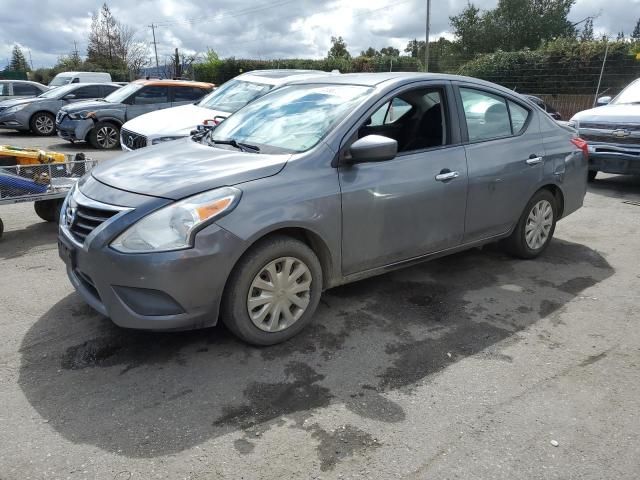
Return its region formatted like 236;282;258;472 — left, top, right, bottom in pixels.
1;132;639;479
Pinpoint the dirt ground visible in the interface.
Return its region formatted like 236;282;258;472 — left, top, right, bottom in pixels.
1;131;639;479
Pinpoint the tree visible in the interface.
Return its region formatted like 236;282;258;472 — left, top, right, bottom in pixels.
450;0;576;54
9;45;30;72
580;18;594;42
632;18;640;40
616;31;625;41
327;36;351;59
405;39;424;58
380;46;400;57
360;47;379;57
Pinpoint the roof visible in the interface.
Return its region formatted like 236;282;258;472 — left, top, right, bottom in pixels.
0;79;46;85
131;79;215;88
236;69;334;86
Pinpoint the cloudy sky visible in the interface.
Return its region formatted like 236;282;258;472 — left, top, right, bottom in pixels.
1;0;638;69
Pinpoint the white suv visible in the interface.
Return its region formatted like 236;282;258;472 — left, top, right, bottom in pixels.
120;70;334;151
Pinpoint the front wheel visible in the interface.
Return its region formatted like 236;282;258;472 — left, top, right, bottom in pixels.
89;122;120;150
34;199;63;223
29;112;56;136
221;236;323;345
504;190;557;259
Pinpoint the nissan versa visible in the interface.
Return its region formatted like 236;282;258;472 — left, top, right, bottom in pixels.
58;73;589;345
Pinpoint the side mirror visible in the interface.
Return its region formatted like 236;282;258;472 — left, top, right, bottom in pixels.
596;96;611;106
63;94;76;100
346;135;397;164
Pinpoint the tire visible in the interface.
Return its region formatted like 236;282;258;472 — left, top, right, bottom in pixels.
34;199;63;223
89;121;120;150
0;217;4;239
29;112;56;136
587;170;598;182
504;190;557;259
221;235;323;346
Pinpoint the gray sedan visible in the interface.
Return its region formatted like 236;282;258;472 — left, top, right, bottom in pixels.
58;73;588;345
0;83;121;135
0;80;49;101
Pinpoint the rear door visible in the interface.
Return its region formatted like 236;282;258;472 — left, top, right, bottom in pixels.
125;86;171;120
339;82;468;275
454;83;544;243
70;85;103;102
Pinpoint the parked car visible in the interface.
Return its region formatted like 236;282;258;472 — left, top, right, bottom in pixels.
0;80;49;101
56;79;215;149
119;70;330;151
0;83;121;136
49;71;112;87
570;78;640;181
58;72;588;345
523;95;562;120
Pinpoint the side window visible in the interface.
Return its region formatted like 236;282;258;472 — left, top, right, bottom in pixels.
0;83;7;95
358;87;446;153
508;101;529;134
131;86;169;105
460;88;512;142
13;83;40;96
71;77;80;83
173;86;207;102
73;85;102;99
102;85;120;96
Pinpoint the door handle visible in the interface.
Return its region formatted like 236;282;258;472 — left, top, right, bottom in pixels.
435;170;460;182
526;155;543;165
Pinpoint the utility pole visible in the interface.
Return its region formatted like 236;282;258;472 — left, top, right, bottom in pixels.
73;41;79;57
593;38;609;107
424;0;431;72
28;49;33;70
149;23;160;74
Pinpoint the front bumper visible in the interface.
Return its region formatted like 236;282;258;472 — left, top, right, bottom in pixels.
587;143;640;175
57;192;245;331
0;111;28;130
56;117;94;142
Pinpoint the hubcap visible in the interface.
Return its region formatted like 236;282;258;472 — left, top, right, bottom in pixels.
96;126;118;148
247;256;312;332
525;199;553;250
35;115;54;134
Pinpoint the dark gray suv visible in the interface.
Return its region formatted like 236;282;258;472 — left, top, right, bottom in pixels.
58;73;588;345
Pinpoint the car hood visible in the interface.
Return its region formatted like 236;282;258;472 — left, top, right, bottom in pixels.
122;104;229;137
572;104;640;124
62;99;115;113
90;137;289;200
0;97;41;108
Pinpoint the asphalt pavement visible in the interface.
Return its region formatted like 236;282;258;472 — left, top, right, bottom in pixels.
0;130;639;479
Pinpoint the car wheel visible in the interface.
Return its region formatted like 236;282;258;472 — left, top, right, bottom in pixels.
504;190;557;259
90;122;120;150
221;235;323;345
34;199;63;223
587;170;598;182
29;112;56;136
0;217;4;239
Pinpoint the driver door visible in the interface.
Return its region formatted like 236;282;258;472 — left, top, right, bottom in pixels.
339;83;469;276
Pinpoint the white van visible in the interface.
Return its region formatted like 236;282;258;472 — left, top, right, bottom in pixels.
49;72;112;87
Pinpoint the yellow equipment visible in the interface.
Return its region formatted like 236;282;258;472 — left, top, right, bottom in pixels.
0;145;67;166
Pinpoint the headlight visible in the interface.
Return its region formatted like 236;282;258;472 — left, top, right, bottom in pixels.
110;187;241;253
5;104;27;114
152;136;184;145
67;111;95;120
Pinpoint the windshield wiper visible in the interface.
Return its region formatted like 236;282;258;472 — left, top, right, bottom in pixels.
208;137;260;153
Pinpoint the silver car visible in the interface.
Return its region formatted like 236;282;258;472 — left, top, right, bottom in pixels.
0;83;121;135
58;73;588;345
0;80;48;101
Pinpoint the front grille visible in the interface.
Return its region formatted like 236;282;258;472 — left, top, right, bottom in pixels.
68;204;118;243
580;122;640;131
581;133;640;146
120;128;147;150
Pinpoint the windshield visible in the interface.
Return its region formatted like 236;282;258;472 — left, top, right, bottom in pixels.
104;83;142;103
49;75;73;87
612;80;640;105
210;84;372;153
38;83;78;99
198;79;273;113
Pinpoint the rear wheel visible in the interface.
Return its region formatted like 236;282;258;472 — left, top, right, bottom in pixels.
34;199;63;223
29;112;56;136
0;217;4;239
587;170;598;182
90;122;120;149
221;236;323;345
504;190;557;259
